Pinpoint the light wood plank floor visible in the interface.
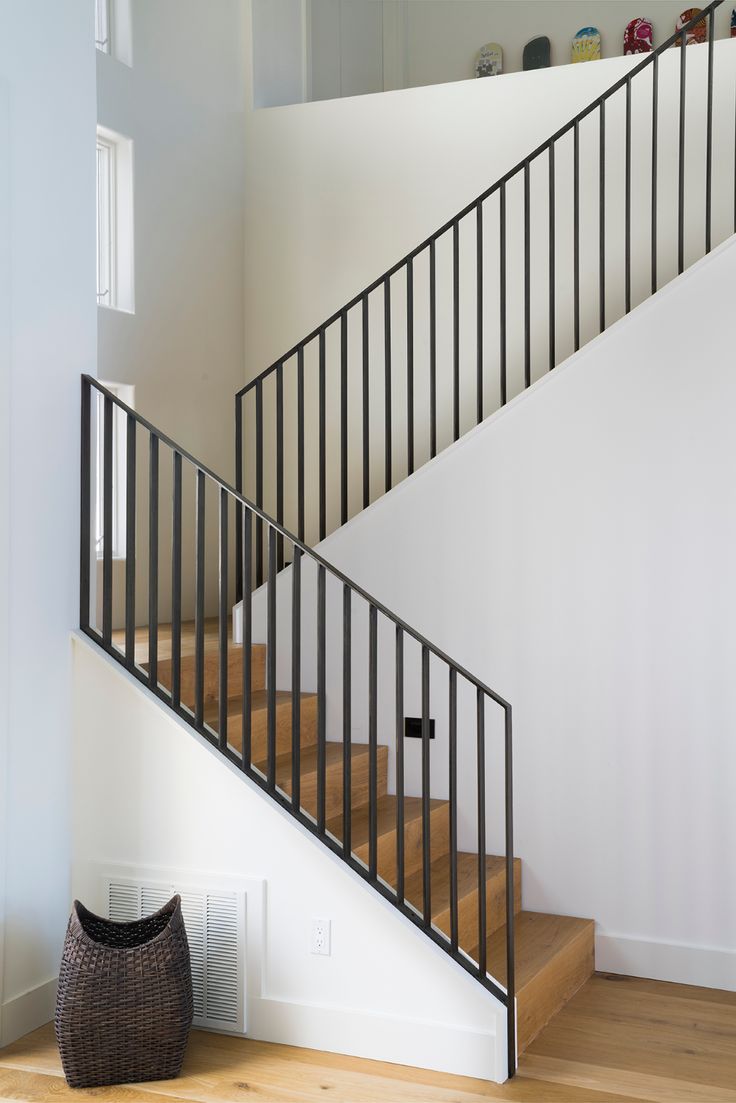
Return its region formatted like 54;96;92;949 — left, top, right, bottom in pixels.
0;974;734;1102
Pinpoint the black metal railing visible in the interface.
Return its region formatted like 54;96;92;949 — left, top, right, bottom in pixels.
236;0;732;589
80;374;517;1077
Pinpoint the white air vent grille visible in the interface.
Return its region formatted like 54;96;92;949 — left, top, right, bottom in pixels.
106;877;245;1033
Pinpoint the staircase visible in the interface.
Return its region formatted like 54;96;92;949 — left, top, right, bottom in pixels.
116;617;594;1057
82;1;732;1085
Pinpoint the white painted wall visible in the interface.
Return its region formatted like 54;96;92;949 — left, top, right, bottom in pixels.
257;237;736;992
252;0;306;109
96;0;247;627
242;39;736;549
0;1;97;1046
71;636;508;1082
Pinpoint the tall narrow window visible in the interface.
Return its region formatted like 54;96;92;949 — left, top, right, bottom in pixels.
96;135;115;305
95;0;111;54
96;126;134;311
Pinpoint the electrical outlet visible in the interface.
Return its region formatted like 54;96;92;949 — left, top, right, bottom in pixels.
311;917;331;956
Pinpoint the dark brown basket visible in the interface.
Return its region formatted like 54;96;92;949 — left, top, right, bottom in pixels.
54;894;194;1088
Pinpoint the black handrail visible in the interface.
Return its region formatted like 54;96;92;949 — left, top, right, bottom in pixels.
235;0;727;588
80;373;517;1077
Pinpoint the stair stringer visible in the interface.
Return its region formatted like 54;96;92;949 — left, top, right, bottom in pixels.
71;633;511;1083
242;234;736;994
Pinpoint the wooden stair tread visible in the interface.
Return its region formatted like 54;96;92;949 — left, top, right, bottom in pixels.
327;794;446;848
403;852;506;912
478;910;593;991
113;619;263;664
204;689;317;725
254;741;385;781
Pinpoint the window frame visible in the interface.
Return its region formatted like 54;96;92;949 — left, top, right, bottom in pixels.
95;0;112;54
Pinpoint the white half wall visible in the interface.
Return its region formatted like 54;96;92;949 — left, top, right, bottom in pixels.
0;0;97;1046
249;237;736;992
71;636;507;1082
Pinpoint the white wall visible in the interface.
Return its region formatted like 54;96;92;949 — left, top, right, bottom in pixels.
252;0;306;109
71;636;508;1082
263;237;736;991
96;0;247;627
0;1;97;1046
242;40;736;548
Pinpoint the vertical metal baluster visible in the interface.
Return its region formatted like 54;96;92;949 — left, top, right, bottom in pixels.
429;240;437;458
342;584;352;857
267;526;277;789
524;162;531;388
548;143;556;370
421;646;431;926
297;347;305;542
453;221;460;441
652;53;659;295
369;604;378;878
362;295;370;510
678;29;686;275
500;184;507;404
573;120;580;350
235;393;243;605
194;470;205;727
476;200;484;423
599;100;606;332
255;380;264;587
407;259;415;476
171;451;182;709
625;78;632;314
276;363;284;569
218;488;228;750
241;509;252;771
505;704;516;1079
80;378;91;631
384;276;392;493
102;395;113;645
148;435;159;689
124;413;136;667
477;689;487;977
705;10;714;254
291;546;302;813
317;564;326;832
319;329;326;542
395;625;405;903
449;668;458;952
341;310;348;526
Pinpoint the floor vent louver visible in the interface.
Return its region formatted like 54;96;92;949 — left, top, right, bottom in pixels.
106;877;246;1033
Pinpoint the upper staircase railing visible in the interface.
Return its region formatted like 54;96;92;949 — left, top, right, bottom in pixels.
80;374;517;1077
235;0;732;590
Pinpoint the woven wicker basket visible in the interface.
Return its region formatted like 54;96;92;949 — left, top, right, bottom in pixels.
55;894;193;1088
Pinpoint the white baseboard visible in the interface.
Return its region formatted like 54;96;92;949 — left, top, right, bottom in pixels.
1;977;57;1048
249;994;503;1082
596;933;736;991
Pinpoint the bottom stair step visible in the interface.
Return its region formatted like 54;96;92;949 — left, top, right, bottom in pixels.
474;911;595;1054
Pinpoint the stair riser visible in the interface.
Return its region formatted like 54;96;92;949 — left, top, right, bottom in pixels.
277;748;390;821
433;858;522;946
517;924;595;1053
225;696;318;762
349;805;449;883
153;646;266;706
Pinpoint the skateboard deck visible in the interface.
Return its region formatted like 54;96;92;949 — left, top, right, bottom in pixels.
676;8;707;43
624;17;654;54
572;26;601;63
523;35;551;70
476;42;503;77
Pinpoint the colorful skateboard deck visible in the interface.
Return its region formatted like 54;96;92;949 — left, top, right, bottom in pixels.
523;35;551;70
676;8;707;43
475;42;503;78
572;26;601;63
624;17;654;54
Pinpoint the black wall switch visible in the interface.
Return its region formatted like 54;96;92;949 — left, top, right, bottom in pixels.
404;717;435;739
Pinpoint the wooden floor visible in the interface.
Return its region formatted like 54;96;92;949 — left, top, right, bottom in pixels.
1;974;734;1101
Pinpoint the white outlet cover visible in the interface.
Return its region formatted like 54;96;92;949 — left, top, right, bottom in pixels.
311;917;331;956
